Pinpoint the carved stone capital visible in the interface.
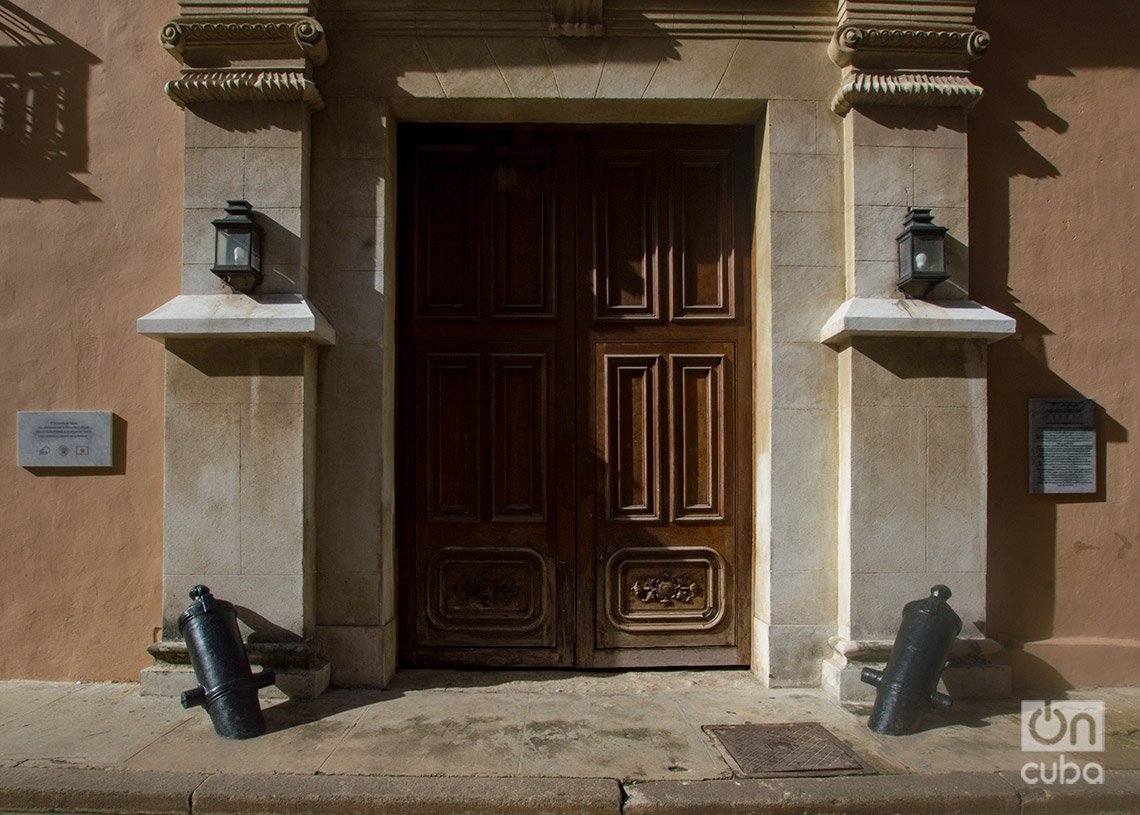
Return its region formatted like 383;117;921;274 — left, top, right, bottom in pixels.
830;24;990;69
831;70;984;116
551;0;604;37
161;15;327;66
165;69;324;111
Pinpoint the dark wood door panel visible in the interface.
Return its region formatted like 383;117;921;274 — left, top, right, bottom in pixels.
399;125;752;669
412;146;480;318
407;340;572;661
671;149;736;321
491;147;558;319
398;124;577;668
576;128;753;668
590;342;738;653
592;148;661;321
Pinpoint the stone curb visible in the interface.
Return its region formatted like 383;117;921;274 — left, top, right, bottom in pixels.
0;767;207;815
193;773;622;815
0;767;1138;815
623;771;1019;814
999;769;1140;814
624;770;1140;814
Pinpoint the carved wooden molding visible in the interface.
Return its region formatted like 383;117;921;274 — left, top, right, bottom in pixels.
161;16;327;65
831;71;983;116
452;574;523;608
550;0;604;37
631;572;702;606
165;69;324;110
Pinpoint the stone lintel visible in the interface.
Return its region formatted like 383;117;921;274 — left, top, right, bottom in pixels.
138;294;336;345
821;297;1015;345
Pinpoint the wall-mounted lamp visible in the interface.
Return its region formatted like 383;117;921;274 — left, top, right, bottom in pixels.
211;200;263;293
897;208;948;298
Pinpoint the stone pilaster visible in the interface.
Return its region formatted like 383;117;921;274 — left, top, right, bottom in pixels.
137;0;332;698
821;1;1014;701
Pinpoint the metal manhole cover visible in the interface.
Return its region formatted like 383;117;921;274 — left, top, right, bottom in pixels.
703;723;875;778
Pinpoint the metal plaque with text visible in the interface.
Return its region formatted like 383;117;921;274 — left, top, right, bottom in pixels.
1029;399;1096;494
17;411;113;468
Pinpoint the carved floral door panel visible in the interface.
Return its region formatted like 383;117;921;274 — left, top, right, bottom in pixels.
398;125;752;668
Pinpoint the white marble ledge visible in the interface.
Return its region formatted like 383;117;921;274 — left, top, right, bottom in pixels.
137;294;336;345
821;297;1016;345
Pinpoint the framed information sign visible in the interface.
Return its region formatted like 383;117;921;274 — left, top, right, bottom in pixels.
17;411;114;468
1028;399;1096;494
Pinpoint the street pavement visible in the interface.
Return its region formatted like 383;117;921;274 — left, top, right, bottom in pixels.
0;670;1137;813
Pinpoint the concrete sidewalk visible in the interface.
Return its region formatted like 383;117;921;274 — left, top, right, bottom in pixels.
0;670;1138;813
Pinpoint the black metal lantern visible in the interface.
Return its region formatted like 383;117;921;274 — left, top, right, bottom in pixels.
211;200;263;293
897;208;949;297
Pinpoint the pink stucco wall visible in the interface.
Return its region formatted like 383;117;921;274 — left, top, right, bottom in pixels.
0;0;181;680
972;0;1140;689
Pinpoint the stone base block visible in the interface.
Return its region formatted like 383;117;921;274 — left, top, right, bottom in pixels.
141;639;331;700
822;654;877;702
275;660;332;700
317;623;394;688
822;655;1012;703
139;660;331;700
824;636;1010;702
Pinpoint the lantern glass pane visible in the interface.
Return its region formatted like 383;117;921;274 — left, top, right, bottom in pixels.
216;229;253;268
912;233;945;276
898;234;914;278
248;231;262;272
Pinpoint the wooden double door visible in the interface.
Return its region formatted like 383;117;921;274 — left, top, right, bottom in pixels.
397;125;753;668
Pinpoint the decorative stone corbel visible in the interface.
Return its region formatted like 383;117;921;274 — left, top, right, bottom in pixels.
166;69;324;110
831;71;985;117
827;9;990;116
160;16;328;65
159;11;327;109
551;0;604;36
829;24;990;69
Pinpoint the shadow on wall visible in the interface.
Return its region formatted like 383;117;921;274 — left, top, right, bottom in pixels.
969;0;1139;689
0;0;99;202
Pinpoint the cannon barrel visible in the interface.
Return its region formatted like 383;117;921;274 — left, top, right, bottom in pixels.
860;584;962;735
178;585;275;739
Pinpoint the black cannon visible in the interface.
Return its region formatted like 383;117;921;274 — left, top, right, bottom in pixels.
860;584;962;735
178;585;276;739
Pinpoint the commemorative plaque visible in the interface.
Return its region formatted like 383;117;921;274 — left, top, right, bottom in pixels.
1028;399;1096;494
17;411;114;468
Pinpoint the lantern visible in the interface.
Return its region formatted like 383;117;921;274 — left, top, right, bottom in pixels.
211;200;264;293
897;208;949;297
